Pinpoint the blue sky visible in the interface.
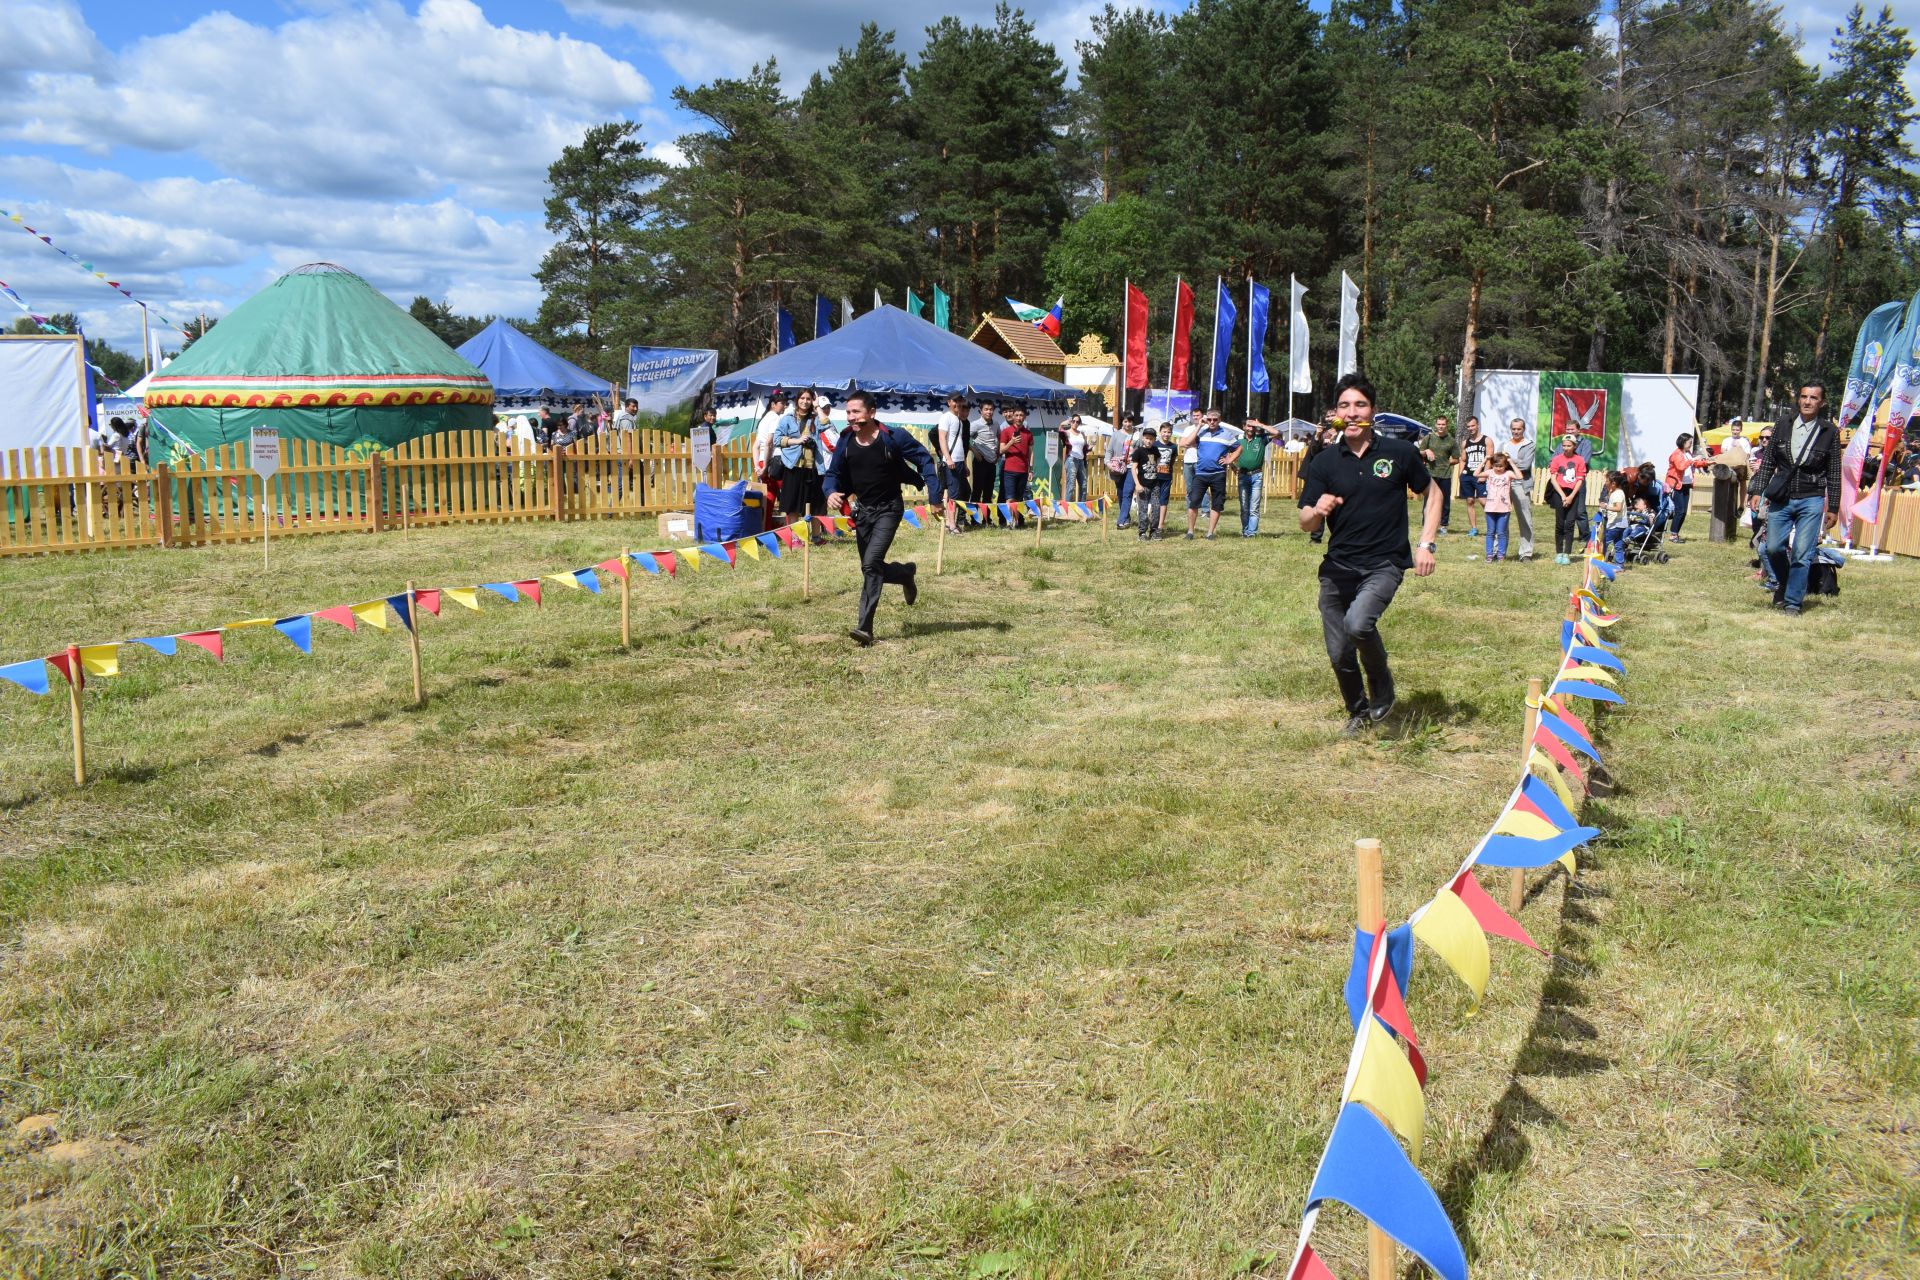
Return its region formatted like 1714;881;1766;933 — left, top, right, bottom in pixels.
0;0;1902;359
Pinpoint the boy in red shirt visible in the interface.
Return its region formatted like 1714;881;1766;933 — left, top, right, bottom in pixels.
998;405;1034;527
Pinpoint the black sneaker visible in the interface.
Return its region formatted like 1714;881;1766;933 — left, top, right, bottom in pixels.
1368;693;1396;724
848;628;874;647
1341;713;1371;738
902;563;918;606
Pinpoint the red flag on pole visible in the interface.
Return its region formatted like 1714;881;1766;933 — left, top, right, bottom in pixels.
1168;277;1195;392
1125;281;1149;390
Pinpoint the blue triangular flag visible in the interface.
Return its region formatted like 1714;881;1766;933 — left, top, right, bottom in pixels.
1520;773;1580;831
902;508;923;530
273;614;313;654
757;533;782;559
700;542;731;563
1589;557;1617;580
1537;709;1600;764
573;568;601;594
998;503;1013;523
1568;644;1625;673
1026;500;1040;516
482;581;521;602
132;635;178;656
1555;679;1623;705
1307;1104;1468;1280
0;658;51;696
1344;922;1414;1030
386;592;413;632
1476;828;1601;869
630;552;661;575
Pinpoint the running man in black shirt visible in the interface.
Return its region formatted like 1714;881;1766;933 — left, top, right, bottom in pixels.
1296;373;1443;735
823;390;937;646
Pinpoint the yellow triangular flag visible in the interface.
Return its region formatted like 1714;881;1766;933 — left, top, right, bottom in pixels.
1494;808;1561;839
1561;664;1618;685
794;521;811;544
1575;619;1602;648
545;571;582;589
445;587;480;611
1411;888;1490;1004
350;601;390;631
1530;750;1582;814
1573;587;1605;608
1558;851;1578;876
679;547;701;572
741;536;761;561
79;644;120;677
1348;1018;1426;1159
225;617;272;630
1580;607;1619;628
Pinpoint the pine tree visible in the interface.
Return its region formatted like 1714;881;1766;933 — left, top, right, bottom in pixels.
535;122;665;370
1073;5;1173;204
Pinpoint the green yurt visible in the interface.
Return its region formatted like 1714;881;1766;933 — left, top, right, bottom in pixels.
144;263;493;459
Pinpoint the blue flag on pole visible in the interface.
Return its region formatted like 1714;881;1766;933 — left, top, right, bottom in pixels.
1248;280;1272;395
813;296;834;340
1307;1105;1468;1280
1212;280;1237;392
776;308;797;352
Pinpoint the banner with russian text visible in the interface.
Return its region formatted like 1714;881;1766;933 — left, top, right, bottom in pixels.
625;346;718;436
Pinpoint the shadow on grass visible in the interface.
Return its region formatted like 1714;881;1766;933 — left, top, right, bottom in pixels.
1381;689;1481;734
902;619;1013;637
1434;854;1616;1261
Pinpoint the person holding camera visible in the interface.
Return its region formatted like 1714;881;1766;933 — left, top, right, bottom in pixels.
1750;381;1840;616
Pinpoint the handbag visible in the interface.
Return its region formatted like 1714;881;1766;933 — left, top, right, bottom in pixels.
1762;426;1819;503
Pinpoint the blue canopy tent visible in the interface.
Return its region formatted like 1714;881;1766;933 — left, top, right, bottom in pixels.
714;305;1079;404
456;319;609;404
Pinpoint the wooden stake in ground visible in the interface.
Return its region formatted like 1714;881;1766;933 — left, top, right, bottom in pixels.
404;581;424;707
1511;676;1544;914
1102;493;1109;543
1034;500;1044;549
1353;837;1396;1280
65;644;85;786
936;516;946;576
801;512;812;599
620;547;632;648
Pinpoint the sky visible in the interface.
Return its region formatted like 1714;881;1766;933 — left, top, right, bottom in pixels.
0;0;1906;363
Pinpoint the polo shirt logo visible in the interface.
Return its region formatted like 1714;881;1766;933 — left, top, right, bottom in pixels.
1372;458;1393;478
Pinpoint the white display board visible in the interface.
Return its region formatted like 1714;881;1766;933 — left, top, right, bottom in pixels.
0;335;93;472
1469;369;1701;469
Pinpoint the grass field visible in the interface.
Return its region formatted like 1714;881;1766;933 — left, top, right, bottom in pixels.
1;507;1916;1279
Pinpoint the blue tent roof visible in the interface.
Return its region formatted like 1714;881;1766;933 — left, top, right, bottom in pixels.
713;305;1079;403
456;318;608;402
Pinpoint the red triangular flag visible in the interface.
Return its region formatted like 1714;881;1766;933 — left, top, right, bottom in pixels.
314;605;357;632
913;504;930;522
179;630;224;661
657;551;677;575
1512;791;1551;824
1289;1244;1338;1280
47;651;78;686
595;557;628;581
1533;727;1588;791
1364;928;1427;1085
721;541;737;565
513;578;541;606
775;526;796;548
1542;695;1592;743
414;589;441;616
1452;870;1544;952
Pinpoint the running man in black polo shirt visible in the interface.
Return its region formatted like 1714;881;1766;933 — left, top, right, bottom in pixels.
1296;373;1443;735
824;390;937;646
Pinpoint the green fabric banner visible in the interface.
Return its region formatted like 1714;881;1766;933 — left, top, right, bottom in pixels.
906;288;925;319
1536;372;1623;471
933;286;951;331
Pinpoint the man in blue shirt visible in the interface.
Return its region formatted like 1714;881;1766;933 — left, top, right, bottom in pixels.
1180;410;1243;539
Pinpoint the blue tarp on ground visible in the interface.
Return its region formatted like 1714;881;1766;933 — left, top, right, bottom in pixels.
455;319;608;402
713;305;1079;403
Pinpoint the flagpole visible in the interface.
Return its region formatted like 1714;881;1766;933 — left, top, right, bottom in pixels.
1122;277;1130;423
1208;278;1220;413
1166;276;1180;394
1247;276;1255;423
141;304;152;376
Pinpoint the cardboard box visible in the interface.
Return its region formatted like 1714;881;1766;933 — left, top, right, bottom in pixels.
658;511;695;541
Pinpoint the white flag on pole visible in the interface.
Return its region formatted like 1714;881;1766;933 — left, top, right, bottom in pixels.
1289;276;1312;395
1338;272;1360;378
841;296;855;327
874;288;884;312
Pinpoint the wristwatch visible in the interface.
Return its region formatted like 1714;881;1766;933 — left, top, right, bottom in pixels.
1418;540;1438;553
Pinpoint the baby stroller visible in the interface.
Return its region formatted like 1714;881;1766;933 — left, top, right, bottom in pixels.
1619;495;1671;565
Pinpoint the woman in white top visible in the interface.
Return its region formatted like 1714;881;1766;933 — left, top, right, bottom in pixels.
1061;414;1088;501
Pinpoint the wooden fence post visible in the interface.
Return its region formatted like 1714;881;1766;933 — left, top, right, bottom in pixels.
620;547;632;648
65;645;86;786
369;454;388;534
155;463;174;548
935;517;946;576
1354;837;1395;1280
1511;676;1544;914
405;581;424;707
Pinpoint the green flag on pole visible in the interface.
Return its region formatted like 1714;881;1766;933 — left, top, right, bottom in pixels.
906;288;925;319
933;285;951;330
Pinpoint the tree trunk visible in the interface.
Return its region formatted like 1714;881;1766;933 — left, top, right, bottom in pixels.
1458;266;1485;422
1755;224;1784;417
1812;224;1844;371
1361;120;1375;348
1662;266;1678;374
1741;233;1764;412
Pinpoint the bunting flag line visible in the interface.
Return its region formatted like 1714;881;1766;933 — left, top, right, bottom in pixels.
1;207;191;334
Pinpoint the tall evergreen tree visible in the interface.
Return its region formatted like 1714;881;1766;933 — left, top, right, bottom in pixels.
536;121;665;370
800;24;918;295
1073;6;1173;204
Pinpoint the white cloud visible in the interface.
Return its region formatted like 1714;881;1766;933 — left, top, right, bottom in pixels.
1;0;655;207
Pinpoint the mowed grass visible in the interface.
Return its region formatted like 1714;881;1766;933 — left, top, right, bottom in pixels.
0;504;1915;1279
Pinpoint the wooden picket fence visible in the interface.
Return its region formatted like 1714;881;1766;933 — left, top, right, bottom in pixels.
0;431;762;557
